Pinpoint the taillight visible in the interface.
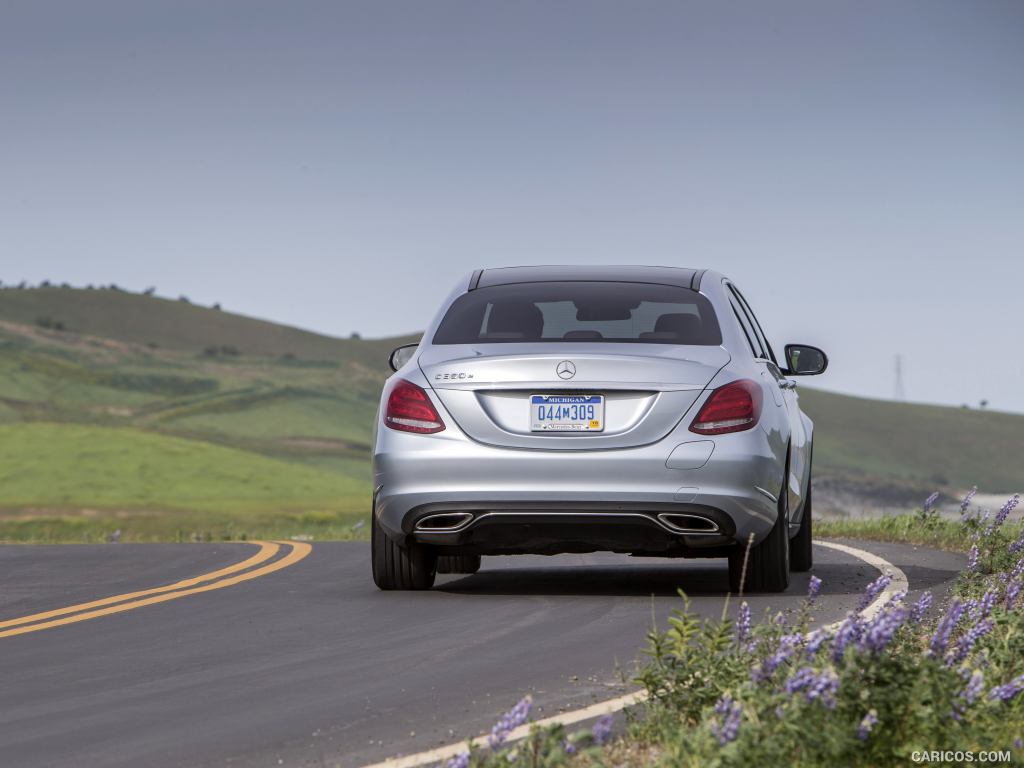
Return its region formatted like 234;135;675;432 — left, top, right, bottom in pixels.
384;379;445;434
689;379;763;435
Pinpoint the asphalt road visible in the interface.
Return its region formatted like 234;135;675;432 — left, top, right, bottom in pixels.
0;540;965;768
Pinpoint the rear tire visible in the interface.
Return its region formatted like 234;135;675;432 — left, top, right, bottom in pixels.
728;475;791;593
789;477;813;572
371;512;436;590
436;554;482;575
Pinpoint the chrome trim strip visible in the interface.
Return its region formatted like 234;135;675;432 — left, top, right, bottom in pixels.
754;486;779;503
417;511;723;537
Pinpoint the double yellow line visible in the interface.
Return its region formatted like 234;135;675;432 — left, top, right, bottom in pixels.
0;539;312;639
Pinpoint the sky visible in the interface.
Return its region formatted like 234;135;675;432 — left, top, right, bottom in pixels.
2;1;1022;411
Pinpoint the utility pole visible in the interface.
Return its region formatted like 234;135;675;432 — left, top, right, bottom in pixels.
894;355;906;401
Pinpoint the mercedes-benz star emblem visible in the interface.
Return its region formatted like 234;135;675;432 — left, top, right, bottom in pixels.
556;360;576;380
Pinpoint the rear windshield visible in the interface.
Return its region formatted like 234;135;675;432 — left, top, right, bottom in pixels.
432;282;722;345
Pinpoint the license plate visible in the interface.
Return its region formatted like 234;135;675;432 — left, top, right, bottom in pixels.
530;394;604;432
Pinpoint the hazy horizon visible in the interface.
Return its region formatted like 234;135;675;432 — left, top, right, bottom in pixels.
2;1;1022;412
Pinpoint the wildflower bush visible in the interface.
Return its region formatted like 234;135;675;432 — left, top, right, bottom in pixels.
633;491;1023;767
444;698;615;768
445;490;1023;768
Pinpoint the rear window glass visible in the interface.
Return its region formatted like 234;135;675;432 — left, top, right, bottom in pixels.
432;282;722;345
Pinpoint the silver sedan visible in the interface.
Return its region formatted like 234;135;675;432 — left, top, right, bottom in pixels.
371;266;827;592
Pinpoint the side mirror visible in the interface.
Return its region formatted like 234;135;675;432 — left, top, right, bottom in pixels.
388;343;418;372
784;344;828;376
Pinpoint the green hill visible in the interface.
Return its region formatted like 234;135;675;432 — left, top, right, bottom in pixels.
0;285;1018;540
0;422;365;511
0;286;411;540
798;387;1022;495
0;285;414;362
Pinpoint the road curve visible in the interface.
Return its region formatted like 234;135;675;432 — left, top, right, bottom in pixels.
0;540;965;768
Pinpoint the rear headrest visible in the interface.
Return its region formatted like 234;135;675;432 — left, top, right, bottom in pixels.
486;302;544;339
562;330;604;340
654;313;702;339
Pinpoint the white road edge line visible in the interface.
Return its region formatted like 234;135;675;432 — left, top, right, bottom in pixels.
815;540;909;626
360;539;910;768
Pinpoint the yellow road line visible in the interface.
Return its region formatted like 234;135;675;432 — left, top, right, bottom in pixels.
0;540;311;639
0;540;280;631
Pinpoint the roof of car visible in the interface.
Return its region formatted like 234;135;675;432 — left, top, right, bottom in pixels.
472;265;706;291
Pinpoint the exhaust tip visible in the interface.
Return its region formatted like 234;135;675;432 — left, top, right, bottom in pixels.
414;512;474;532
657;513;720;534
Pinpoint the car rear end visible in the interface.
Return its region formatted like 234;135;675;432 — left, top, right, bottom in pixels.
372;268;785;572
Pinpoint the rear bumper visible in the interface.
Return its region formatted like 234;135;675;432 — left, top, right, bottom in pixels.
373;423;785;556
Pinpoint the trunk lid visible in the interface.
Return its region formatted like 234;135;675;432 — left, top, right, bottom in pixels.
418;344;729;450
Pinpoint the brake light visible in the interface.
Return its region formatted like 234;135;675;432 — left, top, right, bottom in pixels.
384;379;445;434
689;379;763;435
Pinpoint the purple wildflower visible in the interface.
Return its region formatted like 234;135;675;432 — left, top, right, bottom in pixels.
924;492;940;512
806;669;840;709
929;599;965;658
784;666;816;694
859;601;909;654
710;695;743;746
961;669;985;706
1006;579;1022;610
831;614;862;662
993;494;1021;529
1009;531;1024;555
735;601;751;648
784;666;840;709
807;575;822;600
754;633;802;681
857;573;892;611
951;676;977;723
805;628;830;657
948;619;992;665
857;710;878;740
967;545;980;573
1012;557;1024;581
962;598;980;619
911;591;933;623
487;696;533;749
591;714;614;746
960;486;978;514
562;738;577;755
979;589;998;618
988;674;1024;703
446;752;470;768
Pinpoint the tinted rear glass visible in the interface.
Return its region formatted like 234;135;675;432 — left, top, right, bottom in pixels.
432;282;722;345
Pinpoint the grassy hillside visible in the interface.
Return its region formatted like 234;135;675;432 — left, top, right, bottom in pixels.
0;285;414;362
0;285;1018;540
0;287;408;540
0;423;366;513
0;289;405;451
799;387;1022;493
0;423;368;542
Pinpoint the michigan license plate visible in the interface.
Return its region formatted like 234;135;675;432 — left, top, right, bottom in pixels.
530;394;604;432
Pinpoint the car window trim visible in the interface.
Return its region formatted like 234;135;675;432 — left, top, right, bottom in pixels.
725;292;761;359
723;284;764;359
729;284;780;368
